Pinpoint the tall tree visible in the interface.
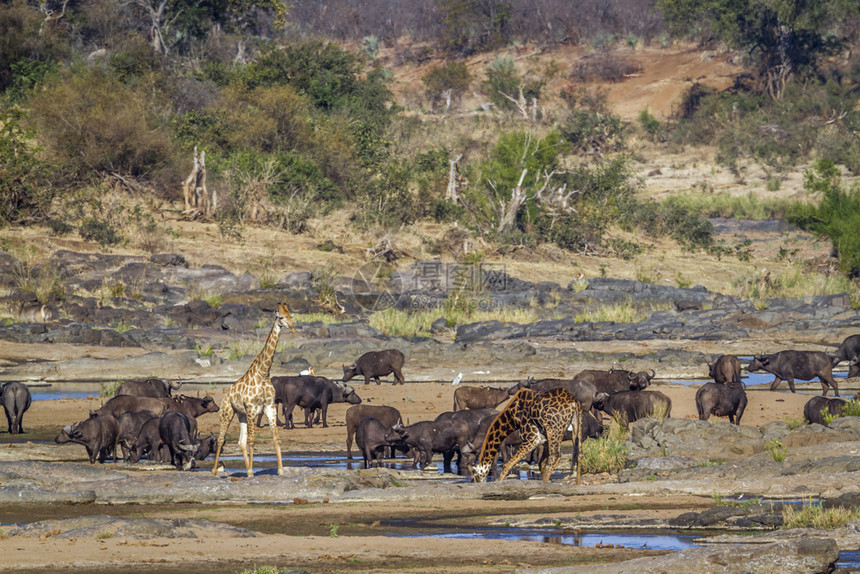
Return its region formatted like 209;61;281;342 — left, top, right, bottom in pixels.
658;0;855;98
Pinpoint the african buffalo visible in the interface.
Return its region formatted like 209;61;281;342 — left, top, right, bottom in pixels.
452;383;520;411
804;396;848;426
342;349;405;385
92;395;172;419
520;378;607;414
385;418;470;473
55;414;119;464
266;375;361;429
194;433;216;461
708;355;742;384
572;368;655;396
93;394;218;420
159;412;198;470
831;335;860;378
747;350;840;396
355;417;392;469
170;394;220;419
435;408;499;474
696;381;748;425
116;411;158;460
1;381;31;434
598;390;672;426
345;404;403;459
115;378;182;398
126;416;169;464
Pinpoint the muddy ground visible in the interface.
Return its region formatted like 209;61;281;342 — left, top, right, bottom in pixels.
0;373;837;574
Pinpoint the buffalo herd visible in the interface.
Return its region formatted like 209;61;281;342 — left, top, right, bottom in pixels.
7;335;860;480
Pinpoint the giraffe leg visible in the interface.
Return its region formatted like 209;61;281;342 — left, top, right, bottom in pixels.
499;426;545;480
265;403;285;475
540;433;563;482
211;400;235;476
237;418;252;477
246;414;257;477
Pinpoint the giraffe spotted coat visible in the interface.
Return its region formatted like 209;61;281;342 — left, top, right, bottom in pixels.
469;387;583;484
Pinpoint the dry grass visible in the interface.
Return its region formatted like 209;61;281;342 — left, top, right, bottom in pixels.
782;501;860;530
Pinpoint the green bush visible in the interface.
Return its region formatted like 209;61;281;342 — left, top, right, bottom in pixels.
422;61;472;111
0;108;52;224
29;67;179;185
483;57;542;113
788;159;860;277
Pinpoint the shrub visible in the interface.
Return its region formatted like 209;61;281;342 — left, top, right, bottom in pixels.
788;159;860;277
580;414;628;474
0;107;52;224
28;67;179;186
422;61;472;111
483;57;542;113
783;500;860;529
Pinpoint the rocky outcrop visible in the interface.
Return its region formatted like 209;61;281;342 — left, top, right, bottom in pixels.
524;537;840;574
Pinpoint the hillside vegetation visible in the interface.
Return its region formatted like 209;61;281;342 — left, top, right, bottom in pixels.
2;0;860;304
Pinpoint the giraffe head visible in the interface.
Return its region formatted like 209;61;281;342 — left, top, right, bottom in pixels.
277;303;295;333
469;462;491;483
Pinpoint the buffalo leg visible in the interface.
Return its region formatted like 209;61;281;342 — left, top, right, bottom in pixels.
821;374;839;397
769;377;784;391
786;377;796;393
393;367;405;385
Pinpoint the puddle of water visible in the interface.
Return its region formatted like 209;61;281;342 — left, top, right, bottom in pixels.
387;526;700;551
839;550;860;568
31;390;95;401
671;371;849;387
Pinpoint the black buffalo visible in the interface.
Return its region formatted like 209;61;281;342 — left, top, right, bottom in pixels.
572;368;654;396
598;390;672;426
115;378;182;398
803;396;848;426
1;381;31;434
342;349;406;385
708;355;742;384
385;418;470;473
696;381;748;425
355;417;393;469
345;404;403;459
126;416;168;464
93;394;219;420
453;384;520;411
116;411;158;460
159;412;198;470
831;335;860;379
520;378;607;414
55;415;119;464
747;350;840;396
264;375;361;429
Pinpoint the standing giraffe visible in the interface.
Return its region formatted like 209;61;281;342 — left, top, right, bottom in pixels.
211;303;294;477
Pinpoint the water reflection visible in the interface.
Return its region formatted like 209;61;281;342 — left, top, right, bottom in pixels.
394;527;700;551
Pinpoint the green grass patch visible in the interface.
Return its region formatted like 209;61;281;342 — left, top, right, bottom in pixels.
575;301;673;324
367;304;540;338
580;415;628;475
782;500;860;529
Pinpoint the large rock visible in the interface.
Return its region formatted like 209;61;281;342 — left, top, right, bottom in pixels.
524;537;839;574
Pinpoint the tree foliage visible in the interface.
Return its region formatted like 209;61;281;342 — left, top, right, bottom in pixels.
789;159;860;277
657;0;855;98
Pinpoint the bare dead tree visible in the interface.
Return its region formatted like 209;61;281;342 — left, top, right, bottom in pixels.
496;168;528;231
38;0;70;35
446;154;463;202
182;146;213;219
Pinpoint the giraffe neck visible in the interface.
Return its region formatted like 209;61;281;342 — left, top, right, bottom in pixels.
247;320;281;381
476;408;516;467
